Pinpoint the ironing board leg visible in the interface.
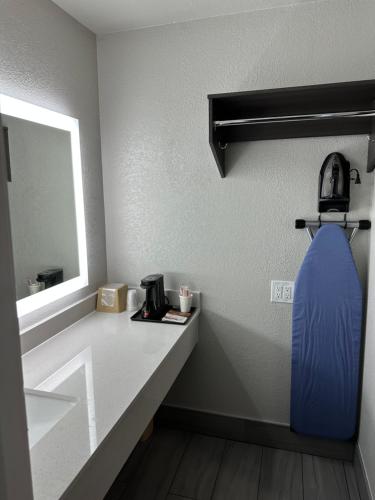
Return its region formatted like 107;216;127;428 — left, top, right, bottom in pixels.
306;227;314;241
349;227;358;243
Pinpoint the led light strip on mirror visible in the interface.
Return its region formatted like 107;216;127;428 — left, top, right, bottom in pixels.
0;94;88;317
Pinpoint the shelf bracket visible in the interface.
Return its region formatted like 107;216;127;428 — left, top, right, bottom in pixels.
208;99;226;177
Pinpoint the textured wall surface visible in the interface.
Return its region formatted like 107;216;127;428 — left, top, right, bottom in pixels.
98;0;375;427
0;0;106;328
359;184;375;497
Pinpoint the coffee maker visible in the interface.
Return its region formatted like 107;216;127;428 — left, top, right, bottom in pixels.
140;274;166;319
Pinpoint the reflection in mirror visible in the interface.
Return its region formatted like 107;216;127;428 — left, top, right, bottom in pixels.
34;347;97;452
3;115;79;300
0;94;88;318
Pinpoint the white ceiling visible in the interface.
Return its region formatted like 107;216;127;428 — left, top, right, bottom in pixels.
51;0;320;35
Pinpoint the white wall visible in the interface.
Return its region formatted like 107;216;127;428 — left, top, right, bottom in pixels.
359;181;375;497
98;0;374;426
0;0;107;328
97;1;375;491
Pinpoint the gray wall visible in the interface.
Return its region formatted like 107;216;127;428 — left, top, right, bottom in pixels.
0;114;33;500
359;182;375;497
4;116;79;300
98;0;374;426
0;0;106;328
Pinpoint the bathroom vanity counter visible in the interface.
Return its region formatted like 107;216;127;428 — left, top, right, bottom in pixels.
21;307;199;500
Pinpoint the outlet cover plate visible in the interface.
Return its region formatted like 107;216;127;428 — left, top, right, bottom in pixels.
271;280;295;304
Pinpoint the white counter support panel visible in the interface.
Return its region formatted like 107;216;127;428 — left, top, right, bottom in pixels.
63;314;199;500
22;302;199;500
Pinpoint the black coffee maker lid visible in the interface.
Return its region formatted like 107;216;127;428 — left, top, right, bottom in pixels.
141;274;164;287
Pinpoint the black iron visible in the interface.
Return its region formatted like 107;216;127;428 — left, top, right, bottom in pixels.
318;152;350;213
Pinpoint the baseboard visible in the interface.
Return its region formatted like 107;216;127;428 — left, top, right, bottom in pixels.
354;445;373;500
155;405;354;461
20;293;97;354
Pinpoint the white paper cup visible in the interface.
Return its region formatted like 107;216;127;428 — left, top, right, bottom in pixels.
127;289;139;311
28;283;44;295
179;294;193;313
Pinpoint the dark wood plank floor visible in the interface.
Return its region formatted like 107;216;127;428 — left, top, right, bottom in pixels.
259;447;303;500
105;428;361;500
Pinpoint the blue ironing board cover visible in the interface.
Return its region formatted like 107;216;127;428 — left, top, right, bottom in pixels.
291;224;362;440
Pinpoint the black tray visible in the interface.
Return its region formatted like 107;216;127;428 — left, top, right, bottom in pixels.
131;305;196;325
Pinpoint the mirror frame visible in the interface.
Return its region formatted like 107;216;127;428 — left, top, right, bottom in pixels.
0;94;88;317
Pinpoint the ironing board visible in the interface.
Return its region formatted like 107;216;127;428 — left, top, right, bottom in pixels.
290;224;363;440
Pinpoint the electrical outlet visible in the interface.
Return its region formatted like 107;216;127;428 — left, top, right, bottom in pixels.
283;284;294;302
271;280;294;303
274;283;283;300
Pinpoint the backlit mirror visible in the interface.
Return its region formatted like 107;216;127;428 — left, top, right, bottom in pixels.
0;95;88;317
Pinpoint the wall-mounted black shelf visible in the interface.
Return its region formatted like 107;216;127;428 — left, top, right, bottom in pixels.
208;80;375;178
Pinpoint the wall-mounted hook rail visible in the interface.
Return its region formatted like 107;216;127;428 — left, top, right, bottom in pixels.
214;109;375;128
295;218;371;243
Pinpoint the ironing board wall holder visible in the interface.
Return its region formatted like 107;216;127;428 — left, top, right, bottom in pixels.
295;216;371;243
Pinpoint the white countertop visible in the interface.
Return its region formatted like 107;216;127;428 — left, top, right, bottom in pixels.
22;307;199;500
